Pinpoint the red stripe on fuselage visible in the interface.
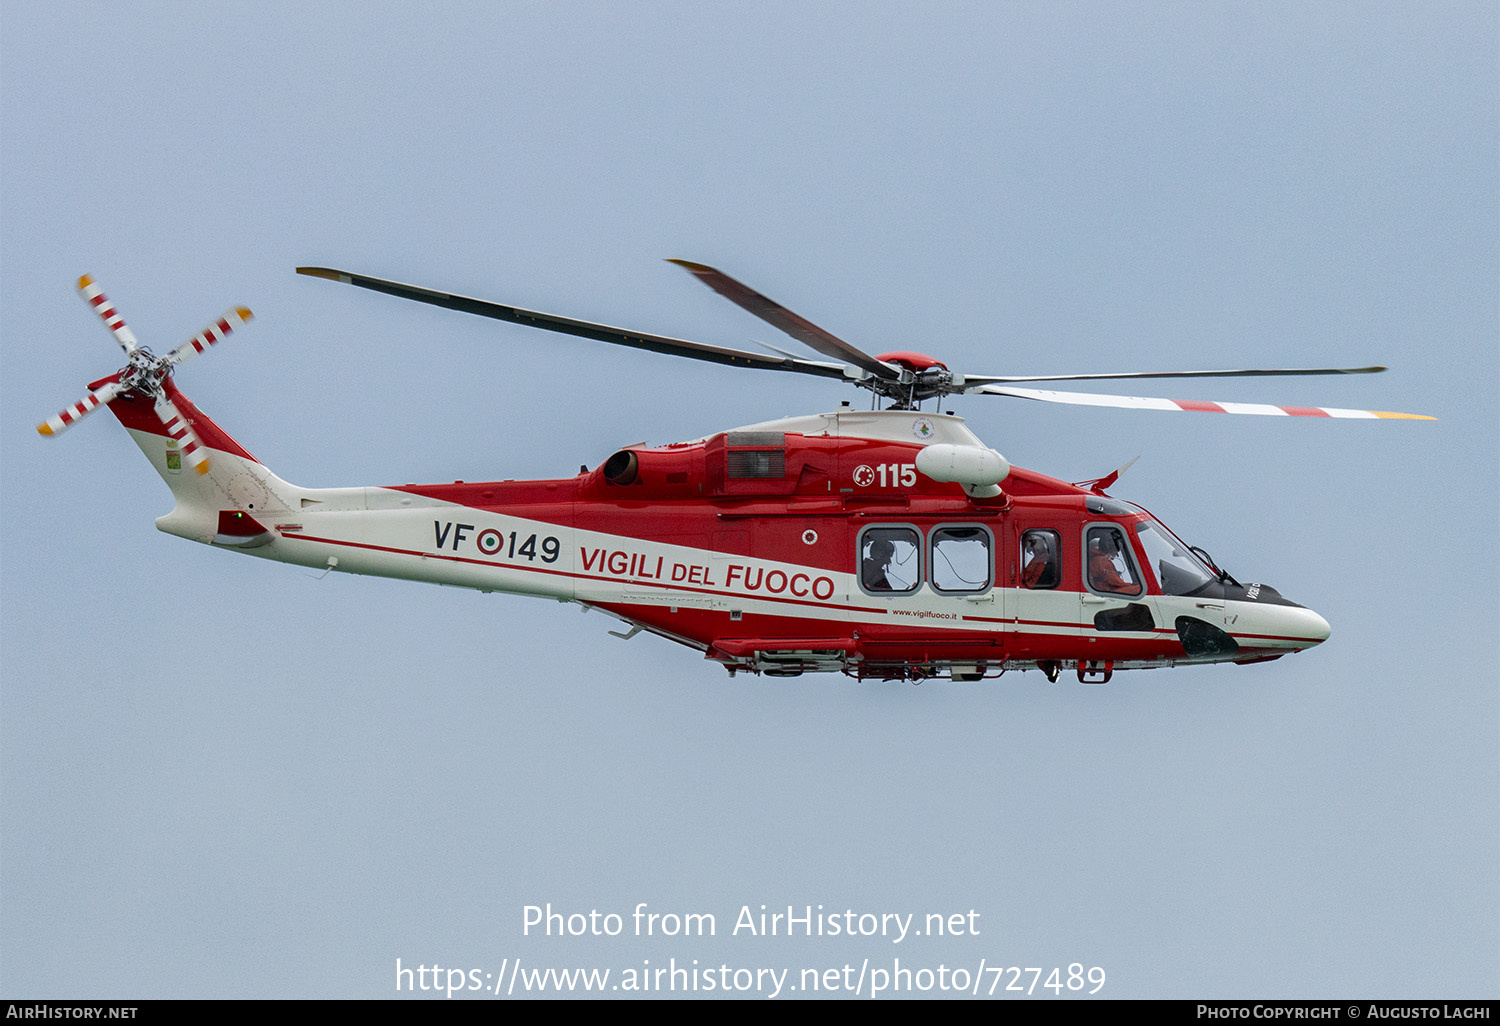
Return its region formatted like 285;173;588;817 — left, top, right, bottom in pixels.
275;531;891;616
273;531;1325;648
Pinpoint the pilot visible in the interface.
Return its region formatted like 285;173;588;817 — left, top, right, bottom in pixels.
1088;533;1136;594
1021;534;1055;589
862;537;896;591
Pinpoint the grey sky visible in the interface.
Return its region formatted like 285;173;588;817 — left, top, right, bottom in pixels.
2;1;1495;999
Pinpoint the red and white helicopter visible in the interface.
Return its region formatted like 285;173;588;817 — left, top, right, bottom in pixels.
40;264;1432;683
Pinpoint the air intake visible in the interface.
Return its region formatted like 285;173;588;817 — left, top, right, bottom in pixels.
727;450;785;479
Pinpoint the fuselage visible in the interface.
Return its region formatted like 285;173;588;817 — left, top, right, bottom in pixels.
109;386;1330;681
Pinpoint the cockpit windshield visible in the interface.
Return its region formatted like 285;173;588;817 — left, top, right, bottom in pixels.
1135;520;1217;596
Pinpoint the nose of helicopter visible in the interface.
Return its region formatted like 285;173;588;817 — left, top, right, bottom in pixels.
1281;603;1332;650
1220;581;1331;652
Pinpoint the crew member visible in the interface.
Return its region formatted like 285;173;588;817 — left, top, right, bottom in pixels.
1022;533;1055;588
1088;533;1137;594
863;537;896;591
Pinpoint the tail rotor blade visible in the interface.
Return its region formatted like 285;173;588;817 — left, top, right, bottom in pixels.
154;396;211;473
37;380;125;436
77;276;140;354
164;307;253;367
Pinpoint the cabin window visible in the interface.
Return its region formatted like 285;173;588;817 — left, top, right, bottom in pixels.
858;527;920;595
1085;525;1142;597
930;526;992;593
1020;529;1061;589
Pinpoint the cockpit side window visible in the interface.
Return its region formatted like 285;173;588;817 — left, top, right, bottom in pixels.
859;526;921;594
930;526;993;593
1020;529;1061;589
1086;525;1142;597
1135;521;1216;596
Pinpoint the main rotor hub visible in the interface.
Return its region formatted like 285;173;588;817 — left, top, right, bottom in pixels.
874;350;947;371
867;351;960;408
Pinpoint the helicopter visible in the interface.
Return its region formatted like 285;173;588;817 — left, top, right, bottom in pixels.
38;264;1432;683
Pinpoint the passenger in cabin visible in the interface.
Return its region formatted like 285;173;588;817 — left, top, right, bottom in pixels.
862;537;896;591
1021;532;1056;589
1088;532;1137;594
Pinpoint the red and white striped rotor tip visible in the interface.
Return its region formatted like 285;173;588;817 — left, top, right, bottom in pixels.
37;381;125;436
77;275;140;354
153;396;210;474
165;306;254;367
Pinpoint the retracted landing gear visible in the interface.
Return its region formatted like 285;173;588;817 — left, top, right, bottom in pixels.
1039;661;1061;684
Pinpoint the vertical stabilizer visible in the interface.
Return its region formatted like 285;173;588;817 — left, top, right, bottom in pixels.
103;377;301;543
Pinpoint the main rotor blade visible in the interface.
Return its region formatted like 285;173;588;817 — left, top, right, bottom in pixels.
973;383;1434;419
77;276;139;354
164;306;254;367
296;267;853;383
962;366;1388;385
37;380;125;436
666;260;895;379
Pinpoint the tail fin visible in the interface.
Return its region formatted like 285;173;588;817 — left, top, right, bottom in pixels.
102;376;301;543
